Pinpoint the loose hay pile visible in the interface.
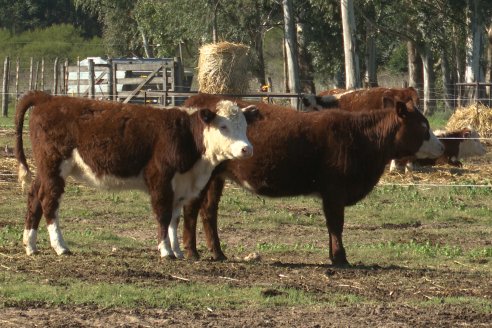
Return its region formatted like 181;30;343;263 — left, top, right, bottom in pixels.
197;42;250;94
446;103;492;138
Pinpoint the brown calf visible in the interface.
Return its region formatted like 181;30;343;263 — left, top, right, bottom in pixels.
15;91;257;258
180;93;444;265
302;87;420;112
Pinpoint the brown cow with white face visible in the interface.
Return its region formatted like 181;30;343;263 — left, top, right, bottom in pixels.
392;127;487;172
15;91;258;258
177;93;444;266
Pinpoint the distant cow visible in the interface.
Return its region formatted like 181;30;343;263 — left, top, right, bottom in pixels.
176;93;444;266
15;91;258;258
302;87;420;112
391;127;486;172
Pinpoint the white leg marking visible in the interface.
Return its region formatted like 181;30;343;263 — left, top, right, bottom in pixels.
47;218;70;255
169;209;184;259
158;238;174;258
389;160;399;173
24;229;38;256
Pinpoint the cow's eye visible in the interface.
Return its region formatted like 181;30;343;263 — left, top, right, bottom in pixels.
220;125;228;132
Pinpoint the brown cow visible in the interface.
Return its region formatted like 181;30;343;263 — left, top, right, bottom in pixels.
392;127;487;172
302;87;420;112
176;93;444;266
15;91;258;258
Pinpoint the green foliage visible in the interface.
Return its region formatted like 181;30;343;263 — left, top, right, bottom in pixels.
0;25;105;61
386;43;407;74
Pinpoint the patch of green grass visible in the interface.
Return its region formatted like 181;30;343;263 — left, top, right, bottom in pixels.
0;272;356;309
427;110;452;130
350;240;492;265
417;296;492;314
0;109;15;128
256;242;321;252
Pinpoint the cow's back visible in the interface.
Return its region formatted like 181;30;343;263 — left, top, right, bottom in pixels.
29;96;199;178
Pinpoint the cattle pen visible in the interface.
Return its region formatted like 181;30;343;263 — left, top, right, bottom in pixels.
1;66;492;326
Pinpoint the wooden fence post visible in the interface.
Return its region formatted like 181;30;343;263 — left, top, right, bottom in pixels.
53;57;59;95
63;58;68;94
28;57;33;90
15;58;19;104
112;61;117;101
107;58;113;100
88;59;95;99
34;61;39;90
41;58;45;90
77;56;80;96
2;56;10;117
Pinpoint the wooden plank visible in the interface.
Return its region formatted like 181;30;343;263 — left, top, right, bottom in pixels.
122;65;162;103
116;63;172;71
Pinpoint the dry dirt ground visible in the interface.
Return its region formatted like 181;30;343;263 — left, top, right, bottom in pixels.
1;251;491;328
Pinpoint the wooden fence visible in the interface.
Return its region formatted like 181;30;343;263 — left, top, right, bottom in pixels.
1;56;190;117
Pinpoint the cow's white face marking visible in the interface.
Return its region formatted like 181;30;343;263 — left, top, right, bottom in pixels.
202;100;253;165
458;130;487;158
60;149;147;191
415;126;444;159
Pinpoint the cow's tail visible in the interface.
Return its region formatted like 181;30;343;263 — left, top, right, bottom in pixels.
15;91;51;192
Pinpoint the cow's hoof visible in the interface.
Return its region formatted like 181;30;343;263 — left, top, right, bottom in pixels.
212;252;228;261
56;248;72;256
25;247;39;256
161;254;177;261
185;251;200;261
173;251;185;260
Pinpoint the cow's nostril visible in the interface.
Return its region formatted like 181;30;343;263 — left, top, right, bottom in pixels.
242;146;253;156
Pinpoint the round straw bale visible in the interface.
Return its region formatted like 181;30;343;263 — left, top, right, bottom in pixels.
197;42;250;94
446;104;492;138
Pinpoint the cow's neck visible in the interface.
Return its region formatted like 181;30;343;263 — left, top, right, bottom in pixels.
171;156;216;208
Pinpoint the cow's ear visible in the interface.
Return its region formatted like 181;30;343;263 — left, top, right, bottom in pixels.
301;94;316;108
382;96;395;109
241;105;260;123
198;108;216;124
395;101;409;118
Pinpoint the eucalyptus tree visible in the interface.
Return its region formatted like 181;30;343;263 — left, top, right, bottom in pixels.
74;0;144;57
134;0;282;86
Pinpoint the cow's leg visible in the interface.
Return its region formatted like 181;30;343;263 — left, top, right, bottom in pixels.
23;177;43;255
147;178;174;259
199;177;226;260
389;159;405;173
40;174;70;255
321;196;348;266
167;208;184;259
183;197;203;260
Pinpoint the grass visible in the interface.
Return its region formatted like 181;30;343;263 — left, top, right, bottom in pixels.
0;271;355;309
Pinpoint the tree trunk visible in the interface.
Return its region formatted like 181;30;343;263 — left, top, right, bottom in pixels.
441;49;454;110
282;0;300;108
140;27;153;58
254;32;267;87
297;22;316;93
420;46;435;115
211;1;220;43
453;24;465;107
464;0;483;104
340;0;360;89
486;21;492;101
407;41;422;89
364;18;377;87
